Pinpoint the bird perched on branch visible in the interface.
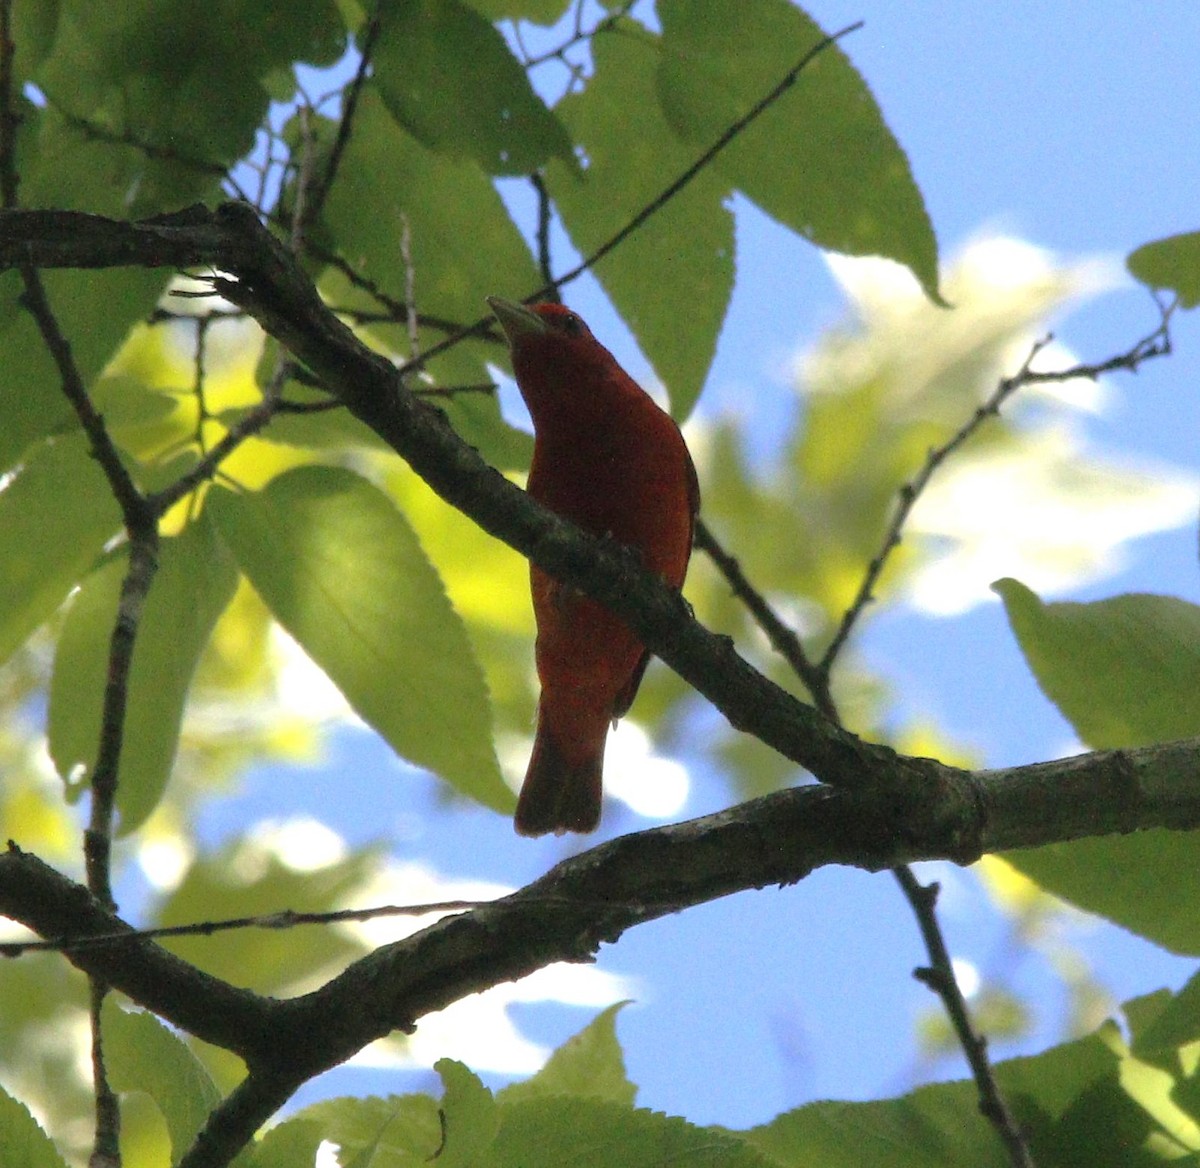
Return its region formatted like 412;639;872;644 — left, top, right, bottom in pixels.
488;296;699;836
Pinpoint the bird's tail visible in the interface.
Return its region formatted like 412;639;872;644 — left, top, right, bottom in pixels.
515;704;605;837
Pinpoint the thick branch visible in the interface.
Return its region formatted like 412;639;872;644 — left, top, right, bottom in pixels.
2;736;1199;1075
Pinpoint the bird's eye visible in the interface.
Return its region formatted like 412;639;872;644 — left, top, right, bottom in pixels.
559;313;583;336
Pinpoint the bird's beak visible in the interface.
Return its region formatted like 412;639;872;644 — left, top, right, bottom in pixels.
487;296;547;345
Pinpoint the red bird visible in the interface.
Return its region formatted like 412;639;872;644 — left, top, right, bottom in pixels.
488;297;700;836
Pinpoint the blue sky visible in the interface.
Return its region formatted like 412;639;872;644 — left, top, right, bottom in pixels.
193;0;1200;1133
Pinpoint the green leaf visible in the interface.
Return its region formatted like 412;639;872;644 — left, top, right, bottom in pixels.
245;1118;327;1168
498;1098;774;1168
1128;980;1200;1062
0;105;176;469
11;0;59;77
48;513;239;833
1005;831;1200;956
500;1002;636;1107
0;433;121;665
1128;231;1200;308
34;0;344;186
155;840;376;992
320;89;540;468
656;0;942;303
103;1002;221;1163
995;579;1200;946
436;1060;499;1167
294;1094;444;1164
209;466;508;810
745;1083;1004;1167
466;0;571;23
993;578;1200;748
0;267;168;472
546;27;733;418
373;0;571;174
324;86;543;315
746;1032;1120;1167
0;1084;67;1168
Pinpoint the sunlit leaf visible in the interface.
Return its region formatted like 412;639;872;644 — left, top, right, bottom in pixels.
0;434;121;666
546;27;732;418
0;1084;66;1168
497;1098;774;1168
437;1059;499;1167
747;1031;1119;1167
993;578;1200;748
48;513;239;834
500;1002;636;1107
656;0;941;302
295;1094;443;1163
209;465;508;810
103;1003;221;1163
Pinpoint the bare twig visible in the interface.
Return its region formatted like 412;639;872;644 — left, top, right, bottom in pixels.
399;212;420;357
895;866;1035;1167
529;170;560;301
694;519;829;712
1;8;136;1164
520;0;637;69
1;898;489;956
534;22;864;302
817;305;1175;678
306;0;383;228
87;980;121;1168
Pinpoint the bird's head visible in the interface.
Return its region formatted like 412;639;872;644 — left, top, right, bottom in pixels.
487;297;595;352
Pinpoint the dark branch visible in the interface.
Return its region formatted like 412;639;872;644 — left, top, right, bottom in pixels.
1;734;1198;1093
896;867;1035;1167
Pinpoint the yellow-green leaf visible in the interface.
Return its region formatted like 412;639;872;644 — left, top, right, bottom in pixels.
0;434;121;665
48;513;239;833
993;578;1200;749
546;27;732;418
209;465;508;810
657;0;942;303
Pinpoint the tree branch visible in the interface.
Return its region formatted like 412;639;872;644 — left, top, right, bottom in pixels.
1;736;1198;1101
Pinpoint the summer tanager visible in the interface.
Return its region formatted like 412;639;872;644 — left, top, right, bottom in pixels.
488;297;700;836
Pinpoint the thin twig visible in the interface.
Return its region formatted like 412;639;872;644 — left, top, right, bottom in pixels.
529;171;560;301
287;102;318;255
1;7;133;1163
695;382;1058;1164
894;866;1035;1167
87;980;121;1168
147;398;282;517
817;305;1175;678
405;23;863;376
532;22;863;301
307;239;507;342
1;898;491;956
399;212;420;357
307;0;383;227
694;519;828;713
520;0;637;69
